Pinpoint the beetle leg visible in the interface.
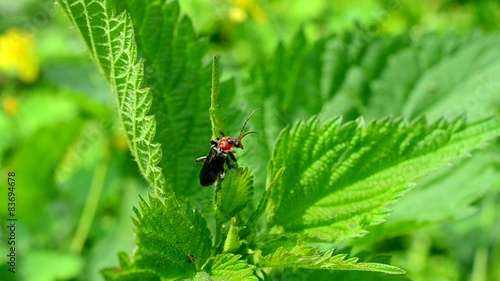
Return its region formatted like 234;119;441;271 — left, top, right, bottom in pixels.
196;156;207;162
228;151;237;162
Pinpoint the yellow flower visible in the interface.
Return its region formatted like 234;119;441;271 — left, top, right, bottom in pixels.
229;6;248;23
0;28;39;83
2;95;18;116
231;0;268;24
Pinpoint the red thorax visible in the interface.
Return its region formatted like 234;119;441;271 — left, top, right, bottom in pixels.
218;136;243;152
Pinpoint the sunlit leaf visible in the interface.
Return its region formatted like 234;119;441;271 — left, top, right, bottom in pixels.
267;116;500;241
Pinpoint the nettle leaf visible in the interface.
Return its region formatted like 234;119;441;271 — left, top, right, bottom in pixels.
205;254;258;281
132;195;212;279
267;116;500;241
222;218;244;254
216;167;254;223
58;0;166;192
368;33;500;121
115;0;218;197
248;32;500;132
282;268;411;281
248;31;411;126
254;237;404;274
241;32;413;189
357;149;500;245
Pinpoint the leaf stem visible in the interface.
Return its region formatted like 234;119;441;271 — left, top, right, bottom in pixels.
213;180;224;253
209;55;225;252
210;55;225;139
70;153;109;253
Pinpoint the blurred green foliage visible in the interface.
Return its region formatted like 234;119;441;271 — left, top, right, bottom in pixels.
0;0;499;280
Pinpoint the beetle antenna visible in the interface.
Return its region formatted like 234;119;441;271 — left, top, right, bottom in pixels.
238;108;261;140
242;131;262;139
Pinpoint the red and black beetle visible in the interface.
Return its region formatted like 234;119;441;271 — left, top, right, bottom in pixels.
196;108;260;186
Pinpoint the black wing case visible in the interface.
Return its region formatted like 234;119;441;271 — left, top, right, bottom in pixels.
199;146;226;186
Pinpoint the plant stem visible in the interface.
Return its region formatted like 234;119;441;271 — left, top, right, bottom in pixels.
209;55;225;140
70;154;108;253
213;180;224;254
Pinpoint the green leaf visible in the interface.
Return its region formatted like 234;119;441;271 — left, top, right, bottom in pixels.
101;269;160;281
248;32;500;127
390;152;497;222
115;0;217;197
57;0;166;193
247;31;411;125
216;167;254;224
239;32;413;189
235;167;285;248
368;33;500;121
254;167;285;219
192;272;212;281
209;55;227;139
254;237;404;274
222;218;244;254
101;252;160;281
283;268;411;281
267;116;500;241
206;254;258;281
131;195;212;279
356;149;500;245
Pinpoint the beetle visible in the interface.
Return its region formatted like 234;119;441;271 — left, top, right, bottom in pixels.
196;108;260;186
188;254;197;263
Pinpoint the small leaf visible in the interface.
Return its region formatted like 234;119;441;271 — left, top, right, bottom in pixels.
283;268;412;281
206;254;258;281
192;271;212;281
216;167;254;224
223;218;243;254
267;116;500;241
101;269;160;281
132;195;212;279
254;237;404;274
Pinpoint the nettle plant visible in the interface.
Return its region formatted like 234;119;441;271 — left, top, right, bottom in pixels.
59;0;500;280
